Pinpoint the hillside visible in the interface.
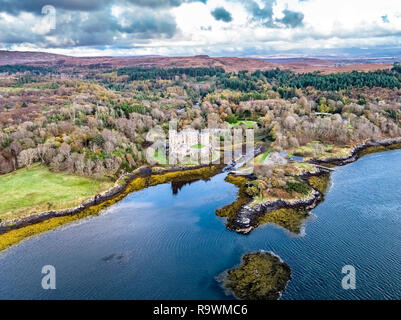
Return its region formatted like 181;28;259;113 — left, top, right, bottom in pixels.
0;50;395;73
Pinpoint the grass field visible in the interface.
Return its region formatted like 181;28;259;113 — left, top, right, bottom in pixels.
0;87;40;93
254;150;272;163
154;150;168;165
229;120;257;129
0;164;114;222
191;144;205;149
293;141;351;160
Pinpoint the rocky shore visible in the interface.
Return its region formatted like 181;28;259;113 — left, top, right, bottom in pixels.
310;137;401;166
0;180;125;235
220;251;291;300
229;137;401;234
229;169;327;234
0;145;262;239
1;138;400;244
0;164;219;236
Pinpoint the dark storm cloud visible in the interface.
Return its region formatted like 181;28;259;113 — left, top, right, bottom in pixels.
276;9;304;28
243;0;304;28
211;7;232;22
119;11;177;39
0;0;207;14
0;29;43;45
246;0;275;21
127;0;207;8
0;0;189;48
0;6;178;48
0;0;110;14
59;9;176;46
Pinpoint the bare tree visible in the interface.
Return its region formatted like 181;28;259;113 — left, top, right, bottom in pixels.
18;148;37;168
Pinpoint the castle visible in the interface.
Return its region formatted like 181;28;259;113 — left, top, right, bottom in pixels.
168;128;214;164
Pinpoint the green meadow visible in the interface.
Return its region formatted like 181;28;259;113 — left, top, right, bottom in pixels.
0;163;114;222
229;120;257;129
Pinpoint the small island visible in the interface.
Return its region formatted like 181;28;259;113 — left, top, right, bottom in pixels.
222;251;291;300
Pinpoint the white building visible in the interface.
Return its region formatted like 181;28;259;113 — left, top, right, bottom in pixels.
169;129;214;164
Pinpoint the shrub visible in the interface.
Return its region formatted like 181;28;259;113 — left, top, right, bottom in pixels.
226;114;238;124
92;134;105;147
285;179;311;195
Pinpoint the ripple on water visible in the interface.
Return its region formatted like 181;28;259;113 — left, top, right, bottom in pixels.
1;151;401;299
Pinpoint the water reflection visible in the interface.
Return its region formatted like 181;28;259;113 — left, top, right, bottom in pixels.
171;180;197;195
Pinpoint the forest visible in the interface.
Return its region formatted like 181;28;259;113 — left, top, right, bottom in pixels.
1;63;401;188
117;67;226;81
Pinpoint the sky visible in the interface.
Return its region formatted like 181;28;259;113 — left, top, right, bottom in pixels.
0;0;401;57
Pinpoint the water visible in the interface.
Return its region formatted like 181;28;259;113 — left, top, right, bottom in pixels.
1;150;401;299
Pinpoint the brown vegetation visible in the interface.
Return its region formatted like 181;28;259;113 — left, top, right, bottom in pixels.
0;50;393;73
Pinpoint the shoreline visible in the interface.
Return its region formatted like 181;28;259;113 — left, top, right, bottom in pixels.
218;250;292;300
228;137;401;234
0;164;222;251
1;137;401;249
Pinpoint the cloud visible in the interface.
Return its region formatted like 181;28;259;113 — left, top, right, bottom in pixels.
1;0;401;57
119;10;177;39
211;7;232;22
127;0;207;8
0;7;178;48
0;0;110;14
242;0;304;28
246;0;275;21
276;9;304;28
0;0;208;14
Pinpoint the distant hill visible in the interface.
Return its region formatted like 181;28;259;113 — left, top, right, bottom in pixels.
0;50;395;73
